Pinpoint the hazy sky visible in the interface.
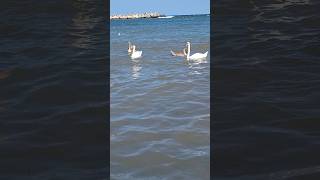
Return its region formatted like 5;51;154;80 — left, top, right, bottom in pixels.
110;0;210;15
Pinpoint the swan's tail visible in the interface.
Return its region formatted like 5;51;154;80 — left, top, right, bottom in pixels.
204;51;208;57
170;50;176;56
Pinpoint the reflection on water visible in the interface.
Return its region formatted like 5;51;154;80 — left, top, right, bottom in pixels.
187;59;208;75
69;0;99;50
131;59;142;80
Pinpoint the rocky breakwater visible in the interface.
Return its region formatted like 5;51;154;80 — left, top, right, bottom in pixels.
110;12;162;20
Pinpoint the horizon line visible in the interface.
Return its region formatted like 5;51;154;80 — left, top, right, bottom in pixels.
110;13;210;16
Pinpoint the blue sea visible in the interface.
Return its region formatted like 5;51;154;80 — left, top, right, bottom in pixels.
110;15;210;179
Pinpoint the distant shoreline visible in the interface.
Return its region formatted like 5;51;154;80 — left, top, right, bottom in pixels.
110;13;210;20
110;12;163;20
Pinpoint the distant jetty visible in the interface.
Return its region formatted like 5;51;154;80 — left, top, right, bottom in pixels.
110;12;163;20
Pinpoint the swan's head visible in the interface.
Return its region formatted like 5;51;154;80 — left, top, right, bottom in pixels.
186;42;190;46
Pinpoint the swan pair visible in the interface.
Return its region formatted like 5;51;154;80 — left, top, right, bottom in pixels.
171;42;208;61
128;42;142;59
128;41;208;61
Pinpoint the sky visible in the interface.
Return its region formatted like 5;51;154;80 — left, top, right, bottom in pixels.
110;0;210;16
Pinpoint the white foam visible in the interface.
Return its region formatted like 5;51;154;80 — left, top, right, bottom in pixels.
158;15;174;19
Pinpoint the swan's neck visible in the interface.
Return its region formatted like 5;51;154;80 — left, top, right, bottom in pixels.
132;46;136;53
128;42;132;52
187;44;191;60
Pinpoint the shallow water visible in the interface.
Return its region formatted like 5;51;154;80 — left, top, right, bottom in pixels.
213;0;320;179
110;15;210;179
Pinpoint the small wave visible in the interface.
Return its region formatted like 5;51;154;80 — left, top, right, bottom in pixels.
158;16;174;19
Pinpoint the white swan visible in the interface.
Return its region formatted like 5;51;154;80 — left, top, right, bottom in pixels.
130;45;142;59
186;42;208;61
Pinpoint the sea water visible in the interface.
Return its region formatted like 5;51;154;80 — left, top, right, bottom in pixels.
110;15;210;179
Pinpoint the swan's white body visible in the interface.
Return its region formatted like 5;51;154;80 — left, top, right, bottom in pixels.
186;42;208;61
188;52;208;60
130;45;142;59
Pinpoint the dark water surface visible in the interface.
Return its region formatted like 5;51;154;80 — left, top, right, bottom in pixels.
213;0;320;179
0;1;108;179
